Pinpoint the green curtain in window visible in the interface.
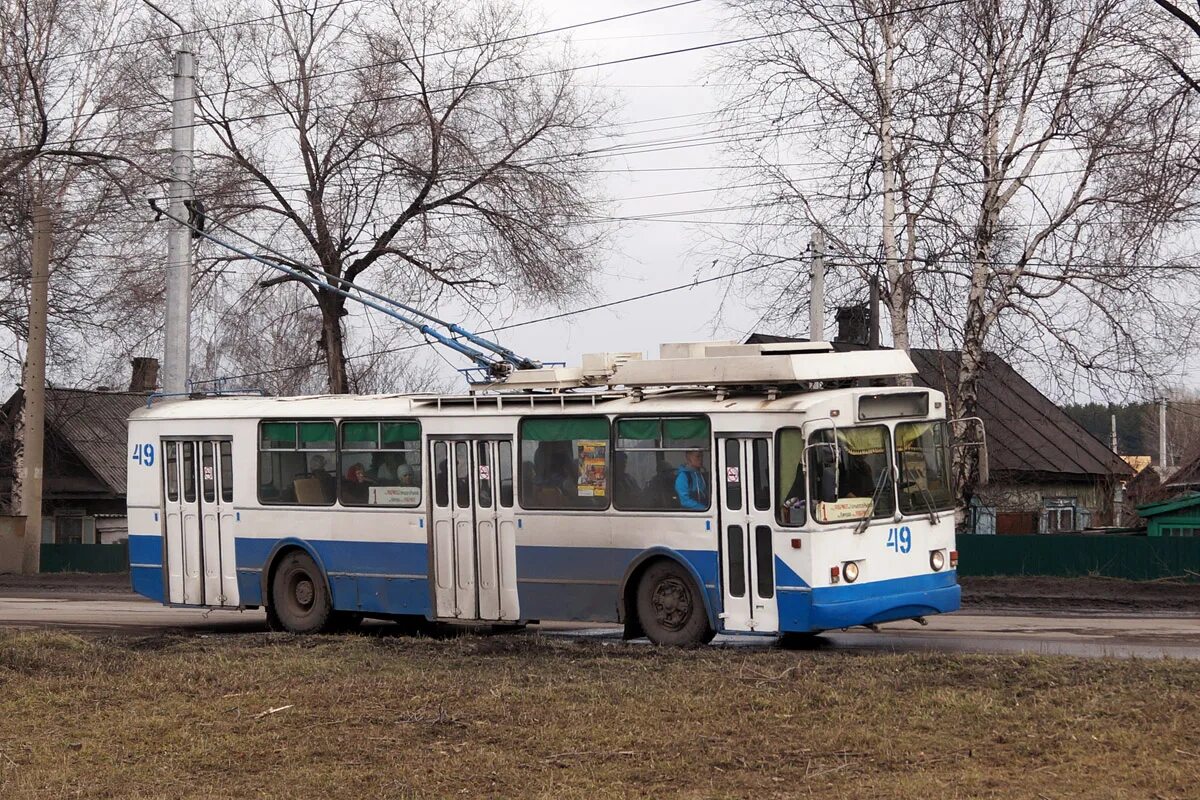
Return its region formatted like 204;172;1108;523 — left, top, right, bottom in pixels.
299;421;335;447
261;422;296;449
896;422;936;451
617;419;659;441
342;421;378;446
523;417;609;441
381;421;420;443
839;427;886;455
664;417;709;442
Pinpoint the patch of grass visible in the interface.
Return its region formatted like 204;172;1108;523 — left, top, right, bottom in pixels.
0;629;1197;799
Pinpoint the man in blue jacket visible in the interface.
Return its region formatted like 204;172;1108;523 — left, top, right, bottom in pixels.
675;448;709;510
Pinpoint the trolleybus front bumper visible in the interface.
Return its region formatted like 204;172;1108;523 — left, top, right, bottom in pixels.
805;571;960;631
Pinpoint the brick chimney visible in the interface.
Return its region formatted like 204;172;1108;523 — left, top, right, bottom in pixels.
129;357;160;392
835;305;870;346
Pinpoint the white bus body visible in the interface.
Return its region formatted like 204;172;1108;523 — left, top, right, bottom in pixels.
125;344;963;644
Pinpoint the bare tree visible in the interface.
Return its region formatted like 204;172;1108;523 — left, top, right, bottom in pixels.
716;0;1200;513
0;0;164;391
163;0;608;393
714;0;967;352
938;0;1200;502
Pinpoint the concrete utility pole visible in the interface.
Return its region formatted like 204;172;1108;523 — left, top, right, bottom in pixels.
1160;397;1170;472
1111;413;1118;453
162;46;196;395
809;230;825;342
19;205;51;574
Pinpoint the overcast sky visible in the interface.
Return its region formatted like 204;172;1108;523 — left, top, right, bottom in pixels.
435;0;774;373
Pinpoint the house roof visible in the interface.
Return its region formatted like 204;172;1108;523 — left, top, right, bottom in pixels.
46;389;147;495
1135;492;1200;517
3;388;148;496
747;334;1130;480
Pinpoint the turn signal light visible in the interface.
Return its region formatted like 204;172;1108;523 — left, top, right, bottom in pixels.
950;550;959;569
830;565;840;584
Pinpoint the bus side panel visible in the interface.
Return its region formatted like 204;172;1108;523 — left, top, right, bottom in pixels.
232;518;432;617
773;556;812;633
126;421;165;603
515;513;719;623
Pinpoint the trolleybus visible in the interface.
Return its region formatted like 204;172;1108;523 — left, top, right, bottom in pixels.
126;340;973;645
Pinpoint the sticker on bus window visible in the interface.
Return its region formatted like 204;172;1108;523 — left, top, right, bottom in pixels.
726;467;740;483
479;465;490;481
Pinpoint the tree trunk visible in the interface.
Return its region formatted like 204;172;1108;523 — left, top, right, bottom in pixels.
317;294;350;394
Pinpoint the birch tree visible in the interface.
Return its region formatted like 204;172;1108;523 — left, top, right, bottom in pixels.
715;0;966;352
940;0;1200;501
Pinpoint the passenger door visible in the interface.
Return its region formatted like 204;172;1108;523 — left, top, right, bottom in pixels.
716;436;779;633
429;438;519;621
162;438;238;607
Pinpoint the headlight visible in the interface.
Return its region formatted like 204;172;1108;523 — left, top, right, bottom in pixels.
930;550;945;571
843;561;860;583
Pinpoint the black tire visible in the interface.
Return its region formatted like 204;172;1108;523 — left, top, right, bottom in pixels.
635;560;714;646
269;551;333;634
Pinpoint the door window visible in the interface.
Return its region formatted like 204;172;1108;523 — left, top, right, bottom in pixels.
433;442;450;508
165;442;179;502
182;442;197;503
219;441;233;503
723;439;742;511
454;442;471;508
477;441;493;509
497;441;514;508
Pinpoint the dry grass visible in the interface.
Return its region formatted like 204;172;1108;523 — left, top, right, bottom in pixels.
0;629;1197;799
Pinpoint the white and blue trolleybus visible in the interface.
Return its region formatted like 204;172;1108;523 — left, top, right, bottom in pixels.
126;340;974;645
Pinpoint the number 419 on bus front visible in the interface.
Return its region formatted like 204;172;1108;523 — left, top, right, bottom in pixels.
132;443;155;467
887;526;912;553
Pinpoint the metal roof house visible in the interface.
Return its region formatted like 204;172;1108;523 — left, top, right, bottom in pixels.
0;360;157;546
1135;494;1200;537
748;330;1132;534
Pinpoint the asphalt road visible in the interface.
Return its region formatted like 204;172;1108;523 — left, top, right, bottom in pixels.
2;591;1199;659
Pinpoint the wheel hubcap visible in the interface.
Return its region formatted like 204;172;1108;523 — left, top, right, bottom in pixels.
294;577;314;609
651;577;691;631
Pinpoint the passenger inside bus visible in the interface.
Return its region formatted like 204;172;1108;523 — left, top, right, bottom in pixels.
675;449;709;510
341;462;372;505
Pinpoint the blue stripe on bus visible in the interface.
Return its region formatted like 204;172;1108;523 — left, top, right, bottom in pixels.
128;534;162;567
131;564;164;603
234;537;431;615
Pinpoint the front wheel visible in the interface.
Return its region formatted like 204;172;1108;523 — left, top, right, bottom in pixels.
635;560;714;646
269;551;333;634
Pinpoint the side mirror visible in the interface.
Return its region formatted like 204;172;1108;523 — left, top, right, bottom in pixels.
819;465;838;504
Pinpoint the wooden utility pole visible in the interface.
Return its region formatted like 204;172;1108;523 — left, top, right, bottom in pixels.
19;205;51;574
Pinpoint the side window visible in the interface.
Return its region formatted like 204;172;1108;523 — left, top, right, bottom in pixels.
201;443;216;503
339;420;422;507
181;442;196;503
519;417;610;510
752;439;770;511
776;428;806;526
477;441;492;509
164;441;179;502
724;439;742;511
257;420;336;506
808;425;895;523
497;440;514;508
454;442;471;508
219;441;233;503
433;442;449;507
613;416;711;512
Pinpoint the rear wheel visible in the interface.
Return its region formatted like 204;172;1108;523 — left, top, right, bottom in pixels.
269;551;333;634
636;560;714;646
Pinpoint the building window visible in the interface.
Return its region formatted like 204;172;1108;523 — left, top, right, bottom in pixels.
612;416;711;512
1043;498;1077;533
339;420;422;507
519;417;610;510
258;421;336;505
53;512;94;545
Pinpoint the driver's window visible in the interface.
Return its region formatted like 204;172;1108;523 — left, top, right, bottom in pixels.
807;426;895;523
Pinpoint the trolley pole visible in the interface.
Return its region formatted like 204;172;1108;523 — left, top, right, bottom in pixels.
19;205;51;574
162;46;195;395
809;230;825;342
